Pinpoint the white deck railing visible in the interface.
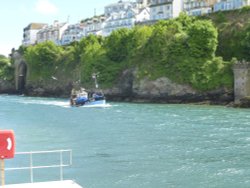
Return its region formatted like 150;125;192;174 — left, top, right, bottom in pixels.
5;150;72;183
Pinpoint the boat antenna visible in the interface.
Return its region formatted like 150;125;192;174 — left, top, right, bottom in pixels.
92;72;99;89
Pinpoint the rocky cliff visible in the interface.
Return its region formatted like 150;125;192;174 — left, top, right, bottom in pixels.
103;69;233;104
0;79;15;94
10;52;233;104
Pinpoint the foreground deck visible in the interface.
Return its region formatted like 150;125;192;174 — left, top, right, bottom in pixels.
1;180;83;188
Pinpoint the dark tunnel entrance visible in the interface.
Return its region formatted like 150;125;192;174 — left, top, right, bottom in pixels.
17;61;27;93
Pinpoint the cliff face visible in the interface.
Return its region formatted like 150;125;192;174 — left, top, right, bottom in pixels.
0;80;15;94
9;66;234;104
104;69;233;104
11;52;233;104
25;79;73;98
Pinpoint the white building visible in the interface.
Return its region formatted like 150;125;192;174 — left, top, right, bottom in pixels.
149;0;183;21
214;0;250;11
81;16;106;37
61;23;84;45
104;1;135;17
22;23;47;46
36;21;68;45
183;0;213;16
136;0;151;8
103;0;150;36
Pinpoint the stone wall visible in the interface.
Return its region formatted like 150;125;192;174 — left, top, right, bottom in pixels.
233;60;250;104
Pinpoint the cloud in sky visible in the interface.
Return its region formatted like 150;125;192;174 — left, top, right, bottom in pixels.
35;0;58;15
0;45;13;57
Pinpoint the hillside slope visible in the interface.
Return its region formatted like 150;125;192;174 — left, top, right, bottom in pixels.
203;7;250;61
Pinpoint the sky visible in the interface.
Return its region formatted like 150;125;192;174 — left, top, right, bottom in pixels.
0;0;117;57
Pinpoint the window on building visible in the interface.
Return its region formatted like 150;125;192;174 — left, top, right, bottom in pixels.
128;12;133;18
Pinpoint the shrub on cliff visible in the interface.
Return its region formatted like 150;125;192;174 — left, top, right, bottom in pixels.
104;28;132;62
138;14;233;91
0;55;14;81
242;25;250;60
25;41;63;80
79;35;125;88
203;8;250;61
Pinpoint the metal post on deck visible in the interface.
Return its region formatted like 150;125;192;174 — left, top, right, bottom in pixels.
70;150;72;166
60;150;63;181
1;159;5;186
30;152;34;183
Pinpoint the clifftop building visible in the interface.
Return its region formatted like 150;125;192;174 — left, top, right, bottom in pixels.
22;0;250;47
81;15;106;37
103;0;150;36
22;23;47;46
136;0;151;8
36;21;68;45
183;0;213;16
149;0;183;20
214;0;250;12
61;23;84;45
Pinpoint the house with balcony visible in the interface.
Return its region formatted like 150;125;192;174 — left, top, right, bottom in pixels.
104;1;136;17
183;0;213;16
214;0;250;11
22;23;47;46
103;0;150;36
149;0;183;21
61;23;84;45
136;0;151;8
36;20;68;45
81;15;106;37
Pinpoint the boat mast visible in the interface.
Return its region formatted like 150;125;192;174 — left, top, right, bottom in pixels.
92;73;99;89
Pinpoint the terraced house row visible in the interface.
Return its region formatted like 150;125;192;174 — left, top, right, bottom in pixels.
22;0;250;46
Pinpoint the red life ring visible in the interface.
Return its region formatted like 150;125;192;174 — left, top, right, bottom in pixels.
0;130;15;159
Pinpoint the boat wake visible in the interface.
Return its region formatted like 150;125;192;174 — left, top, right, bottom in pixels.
20;99;71;108
0;95;112;108
79;103;112;108
19;98;112;108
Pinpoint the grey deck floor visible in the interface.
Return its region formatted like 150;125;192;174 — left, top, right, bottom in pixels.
1;180;83;188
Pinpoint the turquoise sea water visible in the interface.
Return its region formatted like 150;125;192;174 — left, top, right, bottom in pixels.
1;95;250;188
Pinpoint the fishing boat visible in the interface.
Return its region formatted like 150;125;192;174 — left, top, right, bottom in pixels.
70;73;106;107
70;88;106;107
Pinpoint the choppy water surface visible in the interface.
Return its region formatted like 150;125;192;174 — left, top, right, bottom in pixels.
1;95;250;188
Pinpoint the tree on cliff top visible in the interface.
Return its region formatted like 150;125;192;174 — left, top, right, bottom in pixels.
0;55;9;66
0;55;13;81
25;41;63;80
104;28;132;62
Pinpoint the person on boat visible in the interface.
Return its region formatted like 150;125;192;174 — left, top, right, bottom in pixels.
74;88;89;106
92;92;104;101
70;88;77;106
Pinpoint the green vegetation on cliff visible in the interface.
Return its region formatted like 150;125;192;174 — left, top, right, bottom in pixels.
137;14;233;90
24;11;250;91
0;55;14;81
202;6;250;61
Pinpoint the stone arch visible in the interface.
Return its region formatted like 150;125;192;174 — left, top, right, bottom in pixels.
17;61;27;92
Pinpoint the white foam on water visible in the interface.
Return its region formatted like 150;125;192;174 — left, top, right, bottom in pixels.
1;95;113;109
22;100;70;108
77;103;112;108
5;96;112;108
